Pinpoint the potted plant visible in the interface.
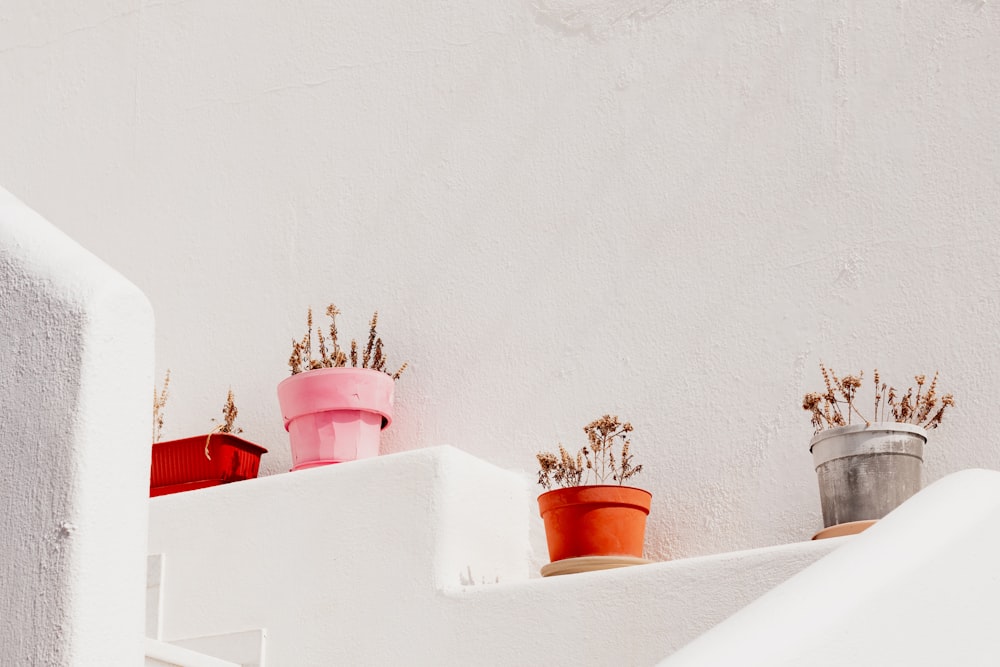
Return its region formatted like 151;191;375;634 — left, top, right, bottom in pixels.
802;364;955;538
535;415;652;573
277;304;407;471
150;374;267;497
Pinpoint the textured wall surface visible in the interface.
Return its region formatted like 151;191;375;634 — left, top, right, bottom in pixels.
0;188;154;664
1;0;998;563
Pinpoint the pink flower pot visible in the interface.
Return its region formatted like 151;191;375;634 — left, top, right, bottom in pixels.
276;367;394;470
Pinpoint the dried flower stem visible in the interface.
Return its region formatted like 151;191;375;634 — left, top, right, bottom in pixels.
288;304;407;379
803;365;954;434
152;370;170;443
205;387;244;460
536;415;643;490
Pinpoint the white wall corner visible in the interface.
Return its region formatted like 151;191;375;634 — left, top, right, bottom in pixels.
148;554;166;639
0;185;154;665
430;446;531;590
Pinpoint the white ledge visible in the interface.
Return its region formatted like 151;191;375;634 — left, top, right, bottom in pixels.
145;638;240;667
149;446;843;664
443;536;841;664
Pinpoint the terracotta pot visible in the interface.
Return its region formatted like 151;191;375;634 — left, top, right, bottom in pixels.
276;367;394;470
150;433;267;497
538;485;652;562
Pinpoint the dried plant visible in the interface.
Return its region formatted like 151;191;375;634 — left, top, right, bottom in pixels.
152;370;170;443
205;388;244;460
212;388;243;435
537;415;644;490
288;304;407;380
803;363;955;434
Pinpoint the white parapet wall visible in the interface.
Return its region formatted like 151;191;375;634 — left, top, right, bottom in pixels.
149;446;531;664
0;187;154;665
149;446;841;665
442;536;840;665
662;468;1000;667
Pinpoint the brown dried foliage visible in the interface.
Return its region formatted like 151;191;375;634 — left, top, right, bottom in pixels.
537;415;644;490
206;387;244;460
803;363;954;434
212;388;243;435
288;304;407;379
152;370;170;443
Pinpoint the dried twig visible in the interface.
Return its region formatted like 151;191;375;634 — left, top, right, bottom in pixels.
152;370;170;443
212;387;242;435
537;415;643;489
288;304;407;380
803;364;954;434
205;387;243;460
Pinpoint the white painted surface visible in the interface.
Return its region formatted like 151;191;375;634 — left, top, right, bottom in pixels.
1;0;995;564
0;188;154;664
171;630;266;667
149;447;528;664
148;446;839;665
145;639;241;667
445;536;841;665
148;554;165;639
662;469;1000;666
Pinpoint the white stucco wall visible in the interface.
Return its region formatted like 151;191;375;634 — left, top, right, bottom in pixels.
1;0;998;564
0;189;154;664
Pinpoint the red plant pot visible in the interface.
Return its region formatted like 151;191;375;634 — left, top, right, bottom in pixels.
538;485;652;562
150;433;267;497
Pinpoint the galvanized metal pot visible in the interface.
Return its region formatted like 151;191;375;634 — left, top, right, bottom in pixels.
810;423;926;528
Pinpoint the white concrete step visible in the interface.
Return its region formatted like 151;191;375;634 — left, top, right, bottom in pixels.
147;446;844;665
145;638;240;667
148;553;265;666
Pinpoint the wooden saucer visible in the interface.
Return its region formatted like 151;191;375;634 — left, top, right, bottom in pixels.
812;519;877;540
541;556;652;577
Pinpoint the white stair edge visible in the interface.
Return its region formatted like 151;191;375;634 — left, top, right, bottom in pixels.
145;638;240;667
170;629;267;667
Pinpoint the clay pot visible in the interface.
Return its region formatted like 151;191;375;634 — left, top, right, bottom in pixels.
538;485;652;562
150;433;267;497
276;367;394;470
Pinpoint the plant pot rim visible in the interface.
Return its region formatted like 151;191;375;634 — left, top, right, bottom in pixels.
153;432;268;455
810;422;925;468
277;366;394;390
277;366;394;429
537;484;651;498
809;422;928;452
537;484;652;513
